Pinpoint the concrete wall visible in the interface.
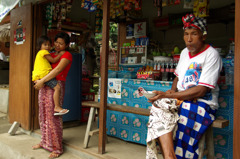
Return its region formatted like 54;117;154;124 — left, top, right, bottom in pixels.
0;88;9;113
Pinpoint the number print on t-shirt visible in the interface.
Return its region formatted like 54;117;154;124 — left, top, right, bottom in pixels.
182;62;202;89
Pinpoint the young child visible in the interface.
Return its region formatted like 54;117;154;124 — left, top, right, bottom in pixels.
32;35;69;116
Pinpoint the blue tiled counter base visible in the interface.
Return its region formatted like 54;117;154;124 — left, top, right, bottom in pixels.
106;80;234;159
213;85;234;159
106;79;172;145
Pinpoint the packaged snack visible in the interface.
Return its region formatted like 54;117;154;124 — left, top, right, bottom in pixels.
193;0;199;16
198;0;209;17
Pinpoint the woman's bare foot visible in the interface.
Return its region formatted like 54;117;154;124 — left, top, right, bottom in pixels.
32;144;42;150
49;152;60;158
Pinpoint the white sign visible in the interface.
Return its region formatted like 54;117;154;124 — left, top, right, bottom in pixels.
108;78;122;98
0;0;20;23
129;48;135;54
128;57;137;64
134;22;146;38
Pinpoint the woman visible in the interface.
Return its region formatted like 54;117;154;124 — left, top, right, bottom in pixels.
32;32;72;158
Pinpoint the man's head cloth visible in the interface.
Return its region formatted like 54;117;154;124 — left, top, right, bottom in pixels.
182;14;207;35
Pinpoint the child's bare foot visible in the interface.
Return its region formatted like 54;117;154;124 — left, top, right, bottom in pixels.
54;107;69;116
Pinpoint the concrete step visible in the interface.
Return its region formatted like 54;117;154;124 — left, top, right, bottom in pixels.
0;132;84;159
0;114;11;134
0;112;7;119
0;87;9;114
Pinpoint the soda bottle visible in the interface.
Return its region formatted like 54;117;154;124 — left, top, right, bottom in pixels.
162;61;168;81
168;59;174;81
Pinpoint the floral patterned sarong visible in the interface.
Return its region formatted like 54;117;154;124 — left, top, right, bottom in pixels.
146;98;180;159
38;81;65;155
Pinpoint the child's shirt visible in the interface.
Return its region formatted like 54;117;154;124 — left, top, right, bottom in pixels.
32;50;52;81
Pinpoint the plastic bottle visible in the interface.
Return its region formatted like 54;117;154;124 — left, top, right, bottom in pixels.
146;62;150;72
153;61;157;71
168;59;174;81
229;38;235;53
225;39;235;85
162;61;168;81
150;62;154;72
226;66;234;85
160;61;165;81
157;61;161;71
157;61;162;80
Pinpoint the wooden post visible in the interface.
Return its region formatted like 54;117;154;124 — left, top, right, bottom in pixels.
98;0;110;154
234;0;240;158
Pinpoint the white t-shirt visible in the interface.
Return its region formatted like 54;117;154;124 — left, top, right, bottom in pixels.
174;45;222;109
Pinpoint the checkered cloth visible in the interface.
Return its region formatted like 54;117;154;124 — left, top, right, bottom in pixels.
182;13;207;35
175;101;217;159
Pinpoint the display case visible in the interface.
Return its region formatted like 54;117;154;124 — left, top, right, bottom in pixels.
120;45;147;65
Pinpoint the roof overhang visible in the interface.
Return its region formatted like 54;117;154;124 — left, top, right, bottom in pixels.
0;0;20;23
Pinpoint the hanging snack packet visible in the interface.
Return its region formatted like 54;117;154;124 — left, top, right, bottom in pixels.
92;0;99;4
193;0;199;16
197;0;209;17
88;3;97;12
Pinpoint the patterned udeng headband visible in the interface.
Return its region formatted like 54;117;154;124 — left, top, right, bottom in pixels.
182;14;207;35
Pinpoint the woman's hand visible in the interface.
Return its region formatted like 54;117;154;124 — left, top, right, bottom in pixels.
34;80;45;90
148;91;166;103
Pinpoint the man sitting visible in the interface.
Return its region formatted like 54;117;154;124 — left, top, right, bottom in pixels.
147;13;222;159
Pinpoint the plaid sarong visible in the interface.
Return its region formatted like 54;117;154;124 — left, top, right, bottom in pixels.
175;101;216;159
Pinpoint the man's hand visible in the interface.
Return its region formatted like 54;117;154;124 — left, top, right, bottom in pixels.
148;91;166;103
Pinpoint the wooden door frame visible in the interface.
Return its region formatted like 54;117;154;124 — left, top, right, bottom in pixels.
31;3;44;130
9;4;33;130
233;0;240;158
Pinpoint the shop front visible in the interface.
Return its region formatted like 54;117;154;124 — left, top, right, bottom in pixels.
6;0;240;158
95;0;239;158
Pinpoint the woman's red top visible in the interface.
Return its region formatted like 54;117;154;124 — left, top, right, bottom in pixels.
51;51;72;81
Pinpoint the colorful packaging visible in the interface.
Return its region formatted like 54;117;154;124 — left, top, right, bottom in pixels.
193;0;209;17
